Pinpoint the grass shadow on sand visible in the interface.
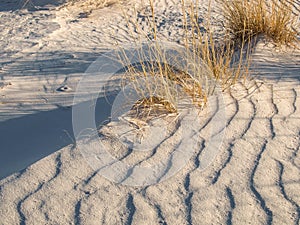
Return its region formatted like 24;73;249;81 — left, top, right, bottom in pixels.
0;0;66;12
0;94;116;180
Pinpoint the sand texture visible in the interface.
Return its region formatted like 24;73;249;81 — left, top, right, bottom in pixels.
0;0;299;224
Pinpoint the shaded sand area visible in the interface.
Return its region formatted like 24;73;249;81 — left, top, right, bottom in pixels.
0;0;300;224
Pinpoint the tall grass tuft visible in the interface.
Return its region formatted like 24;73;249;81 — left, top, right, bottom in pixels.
220;0;299;46
114;0;253;119
182;0;252;91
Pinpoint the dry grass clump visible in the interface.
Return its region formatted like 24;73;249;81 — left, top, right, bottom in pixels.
115;0;253;119
131;96;177;119
116;42;209;120
221;0;299;46
182;0;252;91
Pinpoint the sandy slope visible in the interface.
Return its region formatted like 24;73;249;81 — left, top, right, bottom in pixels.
0;0;300;224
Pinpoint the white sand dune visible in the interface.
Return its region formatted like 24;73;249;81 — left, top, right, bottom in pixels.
0;0;300;224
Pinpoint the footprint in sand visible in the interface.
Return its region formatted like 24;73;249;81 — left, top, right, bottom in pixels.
56;85;72;92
